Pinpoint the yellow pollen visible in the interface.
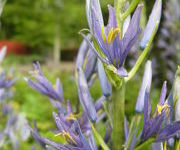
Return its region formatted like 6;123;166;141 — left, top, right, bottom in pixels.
66;113;82;121
55;131;76;144
107;28;114;44
33;69;39;75
112;28;121;40
7;75;13;79
157;103;170;116
101;26;106;42
102;27;121;44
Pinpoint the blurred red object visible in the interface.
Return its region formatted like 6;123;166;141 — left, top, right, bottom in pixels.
0;40;28;55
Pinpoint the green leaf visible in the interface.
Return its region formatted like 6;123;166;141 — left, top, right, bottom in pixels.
90;122;110;150
135;138;155;150
102;102;113;127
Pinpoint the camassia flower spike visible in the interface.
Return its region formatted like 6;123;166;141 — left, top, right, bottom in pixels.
81;1;142;77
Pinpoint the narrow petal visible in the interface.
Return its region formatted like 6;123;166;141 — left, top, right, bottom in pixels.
84;49;97;82
158;81;167;105
123;15;131;37
141;91;151;139
97;60;112;97
75;121;91;150
106;5;117;32
80;32;110;65
77;68;97;122
95;96;106;111
55;78;64;101
156;122;180;142
76;35;90;68
119;5;142;66
90;0;104;27
88;131;98;150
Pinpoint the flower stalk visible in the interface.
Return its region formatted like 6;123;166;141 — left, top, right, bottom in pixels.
112;80;125;150
175;139;180;150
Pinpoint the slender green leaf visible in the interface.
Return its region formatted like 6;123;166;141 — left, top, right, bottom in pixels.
90;122;110;150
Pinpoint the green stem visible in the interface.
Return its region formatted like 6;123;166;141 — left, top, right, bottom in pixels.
114;0;126;37
175;138;180;150
121;0;140;21
163;141;167;150
134;138;155;150
125;21;159;82
112;80;125;150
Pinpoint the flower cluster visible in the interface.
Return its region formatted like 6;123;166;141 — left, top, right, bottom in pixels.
25;0;180;150
0;47;30;150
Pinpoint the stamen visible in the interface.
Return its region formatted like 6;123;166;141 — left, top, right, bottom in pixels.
55;130;76;144
66;113;81;121
107;28;114;44
101;26;106;42
107;27;121;44
156;103;170;116
33;69;39;75
112;28;121;40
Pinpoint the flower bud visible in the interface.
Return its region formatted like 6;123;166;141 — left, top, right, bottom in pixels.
140;0;162;49
135;61;152;113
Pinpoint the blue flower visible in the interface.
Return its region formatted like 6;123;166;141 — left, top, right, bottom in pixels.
25;62;64;102
81;1;142;77
141;82;180;142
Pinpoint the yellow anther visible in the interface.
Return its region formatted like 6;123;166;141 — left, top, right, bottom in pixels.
106;27;121;44
66;113;82;121
33;69;39;75
55;131;76;144
7;75;13;79
157;103;170;116
66;113;77;121
101;26;106;42
112;28;121;40
107;28;114;44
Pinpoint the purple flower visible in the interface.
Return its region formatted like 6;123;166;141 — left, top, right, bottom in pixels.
81;1;142;77
0;71;16;89
30;115;93;150
25;62;64;102
141;82;180;142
